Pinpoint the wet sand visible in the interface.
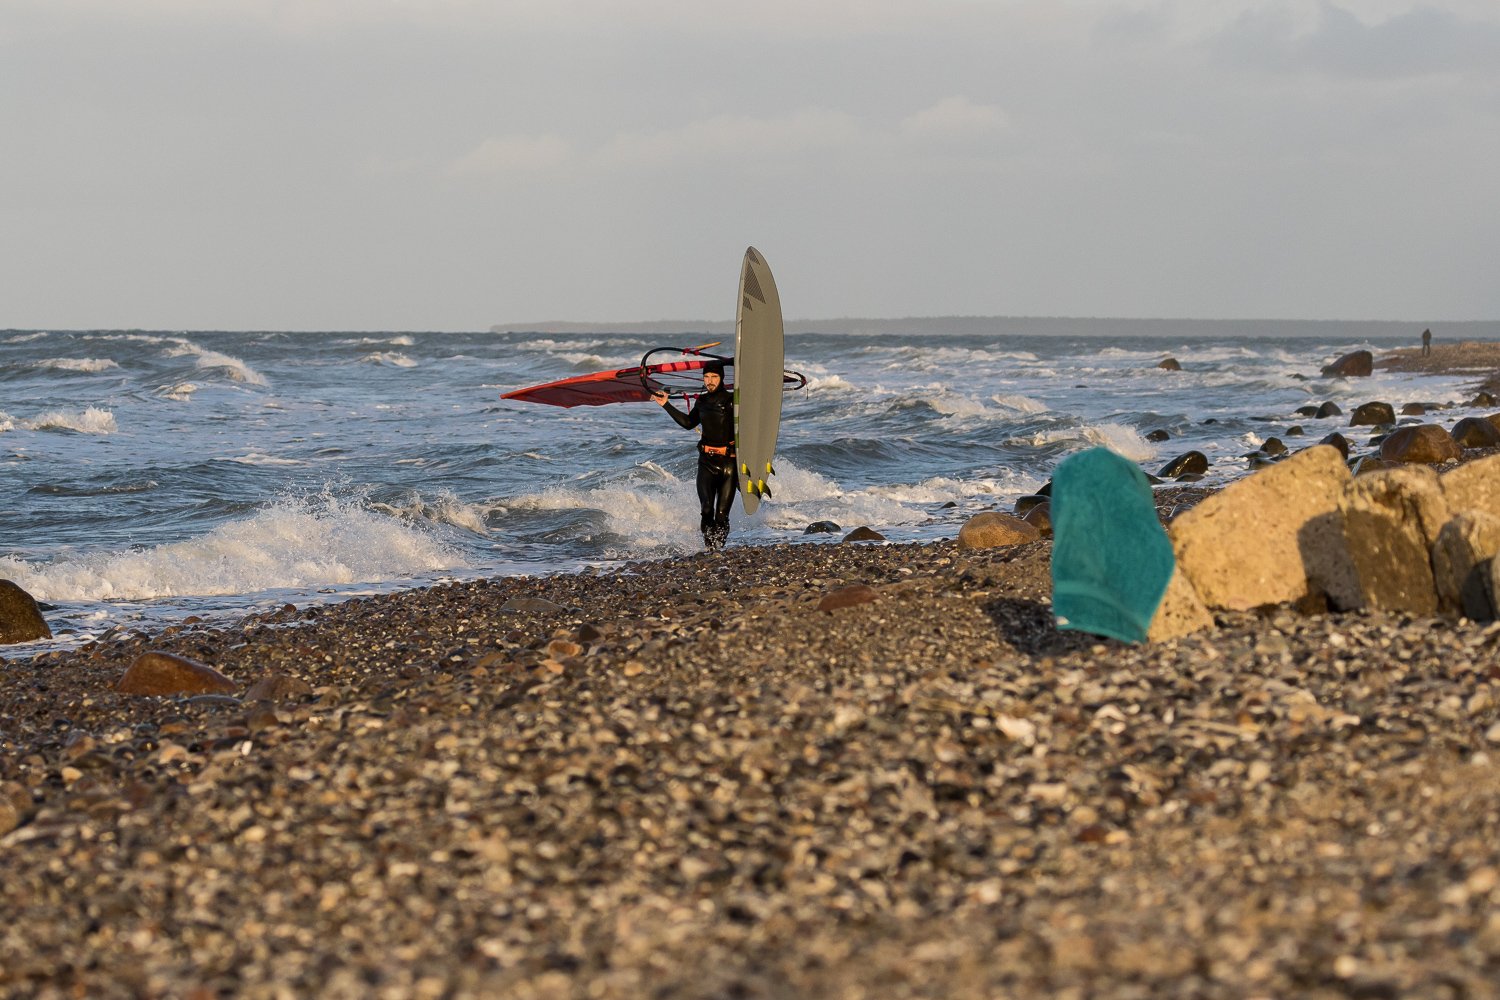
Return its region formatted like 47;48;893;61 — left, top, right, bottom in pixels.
4;347;1500;998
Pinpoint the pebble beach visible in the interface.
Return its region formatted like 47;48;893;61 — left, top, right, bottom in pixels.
7;351;1500;998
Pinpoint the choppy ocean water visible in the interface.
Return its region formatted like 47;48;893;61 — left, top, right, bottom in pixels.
0;326;1485;652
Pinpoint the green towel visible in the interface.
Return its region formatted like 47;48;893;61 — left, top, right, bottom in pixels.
1050;447;1175;644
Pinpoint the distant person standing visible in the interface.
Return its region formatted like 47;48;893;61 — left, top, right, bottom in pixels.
1422;328;1432;356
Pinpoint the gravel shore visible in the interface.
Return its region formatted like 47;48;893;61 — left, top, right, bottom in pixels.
5;532;1500;998
6;345;1500;998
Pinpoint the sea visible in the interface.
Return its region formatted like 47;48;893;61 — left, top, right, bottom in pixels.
0;325;1491;654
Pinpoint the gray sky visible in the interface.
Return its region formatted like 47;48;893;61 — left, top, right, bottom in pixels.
4;0;1498;331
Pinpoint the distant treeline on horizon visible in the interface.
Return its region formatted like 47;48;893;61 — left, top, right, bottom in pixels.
494;317;1500;339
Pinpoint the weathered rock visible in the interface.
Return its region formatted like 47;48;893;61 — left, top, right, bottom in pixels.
0;580;52;645
1351;456;1396;475
1470;391;1498;407
1022;502;1052;538
117;652;237;697
1321;350;1373;377
1320;432;1352;459
1013;495;1048;516
1145;567;1214;642
841;526;885;543
1286;425;1305;436
1145;429;1171;443
1316;401;1343;419
1431;512;1500;619
1169;445;1350;611
1401;403;1427;416
1157;358;1181;371
1260;437;1287;456
1379;424;1462;465
957;512;1040;550
1318;468;1448;614
1451;417;1500;449
804;520;841;534
816;585;878;612
1158;452;1208;479
1442;454;1500;519
1295;405;1320;417
244;673;315;702
1350;402;1396;427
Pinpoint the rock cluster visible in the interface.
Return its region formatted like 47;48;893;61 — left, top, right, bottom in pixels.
0;580;51;645
1151;448;1500;640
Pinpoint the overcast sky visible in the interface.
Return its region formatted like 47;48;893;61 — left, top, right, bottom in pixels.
3;0;1498;330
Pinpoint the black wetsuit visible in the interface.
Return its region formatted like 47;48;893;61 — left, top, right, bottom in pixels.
663;388;736;549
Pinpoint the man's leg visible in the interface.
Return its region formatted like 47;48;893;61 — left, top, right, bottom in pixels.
709;465;735;549
696;459;718;548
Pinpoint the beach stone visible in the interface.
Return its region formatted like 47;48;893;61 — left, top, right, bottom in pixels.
817;585;879;612
501;597;566;614
1319;468;1448;614
1013;495;1048;516
1169;445;1350;611
1157;358;1181;371
1470;392;1498;407
1295;405;1320;417
957;512;1040;550
804;520;841;534
1350;402;1396;427
1022;502;1052;538
1146;429;1171;442
1286;426;1305;436
1380;424;1462;465
0;580;52;645
1321;350;1373;377
1431;512;1500;619
1317;401;1343;418
1260;437;1287;456
841;526;885;543
244;673;315;703
1451;417;1500;449
1158;451;1208;478
1401;403;1427;416
1319;432;1351;459
117;652;237;697
1351;456;1395;475
1442;454;1500;519
1146;567;1214;642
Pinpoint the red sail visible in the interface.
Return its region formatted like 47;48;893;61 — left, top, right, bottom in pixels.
501;359;716;408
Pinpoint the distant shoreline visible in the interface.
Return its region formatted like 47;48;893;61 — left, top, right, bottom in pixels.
493;316;1500;339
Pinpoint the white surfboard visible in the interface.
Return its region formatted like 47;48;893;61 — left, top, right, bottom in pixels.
733;247;784;515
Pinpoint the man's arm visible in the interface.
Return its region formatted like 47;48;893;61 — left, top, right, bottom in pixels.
654;391;698;430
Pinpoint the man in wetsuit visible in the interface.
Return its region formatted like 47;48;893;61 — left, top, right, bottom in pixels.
653;361;736;550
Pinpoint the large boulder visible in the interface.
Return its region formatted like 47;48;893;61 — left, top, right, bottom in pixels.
1443;454;1500;519
1145;567;1215;642
958;512;1039;550
1451;417;1500;449
1349;402;1395;427
1321;350;1373;377
1379;424;1462;465
1169;445;1350;611
1319;432;1352;459
117;652;237;696
1432;512;1500;620
1317;402;1344;418
1316;468;1448;614
1157;358;1182;371
1158;451;1208;478
0;581;51;645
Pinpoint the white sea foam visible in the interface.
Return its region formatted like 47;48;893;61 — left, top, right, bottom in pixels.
164;338;268;386
22;407;117;434
341;335;415;347
1020;422;1156;462
6;332;49;343
214;453;304;466
990;393;1048;414
804;373;856;392
360;352;418;368
0;494;462;602
157;382;199;401
35;358;119;373
373;490;498;535
0;411;14;433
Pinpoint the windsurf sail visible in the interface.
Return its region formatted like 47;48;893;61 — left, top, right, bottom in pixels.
502;343;806;409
